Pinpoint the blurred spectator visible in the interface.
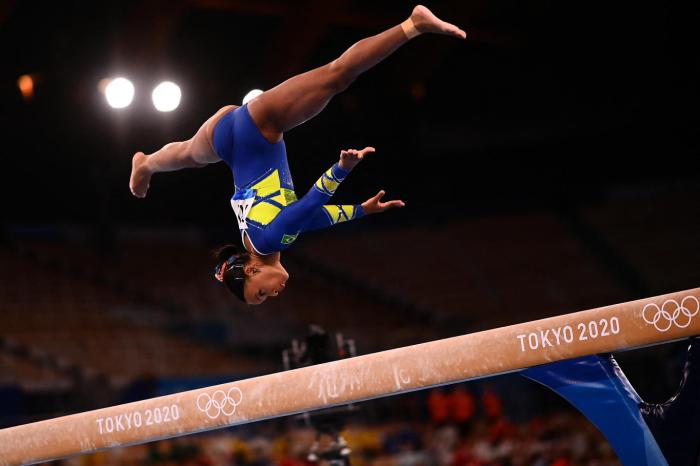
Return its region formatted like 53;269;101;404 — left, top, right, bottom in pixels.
448;386;475;436
480;388;502;420
49;410;621;466
427;389;450;425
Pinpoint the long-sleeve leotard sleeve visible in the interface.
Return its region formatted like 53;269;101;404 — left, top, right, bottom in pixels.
263;163;364;247
301;203;364;232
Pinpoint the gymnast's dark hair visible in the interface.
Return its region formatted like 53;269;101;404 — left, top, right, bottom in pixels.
213;244;250;303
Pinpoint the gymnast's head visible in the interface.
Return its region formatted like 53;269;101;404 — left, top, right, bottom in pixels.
214;244;289;305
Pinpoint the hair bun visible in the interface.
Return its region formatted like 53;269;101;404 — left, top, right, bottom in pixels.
213;244;241;263
212;243;250;303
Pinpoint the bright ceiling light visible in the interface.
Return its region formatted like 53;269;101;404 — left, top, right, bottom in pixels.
242;89;263;105
104;77;135;109
152;81;182;112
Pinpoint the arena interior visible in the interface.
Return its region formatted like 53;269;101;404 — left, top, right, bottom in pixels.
1;1;699;465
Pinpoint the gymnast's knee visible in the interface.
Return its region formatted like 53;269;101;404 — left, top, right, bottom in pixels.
186;153;210;168
327;61;356;93
190;159;209;168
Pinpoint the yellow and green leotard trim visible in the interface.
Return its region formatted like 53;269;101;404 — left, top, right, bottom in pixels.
235;163;364;254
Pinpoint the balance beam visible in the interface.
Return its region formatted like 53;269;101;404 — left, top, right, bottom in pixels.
1;288;698;466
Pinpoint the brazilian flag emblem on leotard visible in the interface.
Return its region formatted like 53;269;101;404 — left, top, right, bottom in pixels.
281;232;299;245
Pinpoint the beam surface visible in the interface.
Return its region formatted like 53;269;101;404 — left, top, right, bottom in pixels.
1;288;698;465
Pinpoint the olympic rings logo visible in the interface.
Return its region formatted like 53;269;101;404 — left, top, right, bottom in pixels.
642;296;699;332
196;387;244;419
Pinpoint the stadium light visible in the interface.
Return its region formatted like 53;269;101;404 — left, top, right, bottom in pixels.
152;81;181;112
242;89;263;105
17;74;34;101
104;77;135;109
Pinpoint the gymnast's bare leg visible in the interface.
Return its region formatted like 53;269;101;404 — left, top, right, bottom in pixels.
130;5;465;197
129;106;232;198
247;5;465;142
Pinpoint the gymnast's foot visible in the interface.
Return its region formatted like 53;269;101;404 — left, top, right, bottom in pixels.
409;5;466;39
130;152;152;198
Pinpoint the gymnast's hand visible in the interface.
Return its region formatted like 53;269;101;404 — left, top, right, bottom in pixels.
361;190;406;215
339;146;375;171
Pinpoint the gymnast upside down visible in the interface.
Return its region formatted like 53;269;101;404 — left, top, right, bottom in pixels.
129;5;466;304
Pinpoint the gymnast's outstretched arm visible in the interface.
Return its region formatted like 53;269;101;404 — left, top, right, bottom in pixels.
268;148;404;240
302;189;406;232
332;147;405;216
304;146;405;230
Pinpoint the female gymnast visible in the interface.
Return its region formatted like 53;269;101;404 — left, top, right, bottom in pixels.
129;5;466;305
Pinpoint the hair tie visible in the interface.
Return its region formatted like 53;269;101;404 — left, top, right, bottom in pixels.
214;262;227;282
214;255;244;282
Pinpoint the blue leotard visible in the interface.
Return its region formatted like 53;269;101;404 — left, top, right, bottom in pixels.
212;104;364;255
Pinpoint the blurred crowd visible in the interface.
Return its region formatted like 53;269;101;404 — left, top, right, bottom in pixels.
47;387;619;466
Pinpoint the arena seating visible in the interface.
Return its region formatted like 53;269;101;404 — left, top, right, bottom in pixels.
297;213;628;329
0;246;268;388
581;191;700;293
2;192;696;392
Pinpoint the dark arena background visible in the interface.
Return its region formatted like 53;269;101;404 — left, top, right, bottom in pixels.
1;1;699;465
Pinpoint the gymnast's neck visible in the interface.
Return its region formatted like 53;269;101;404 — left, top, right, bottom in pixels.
244;233;281;264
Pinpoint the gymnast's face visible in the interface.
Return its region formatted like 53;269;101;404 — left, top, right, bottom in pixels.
243;261;289;305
